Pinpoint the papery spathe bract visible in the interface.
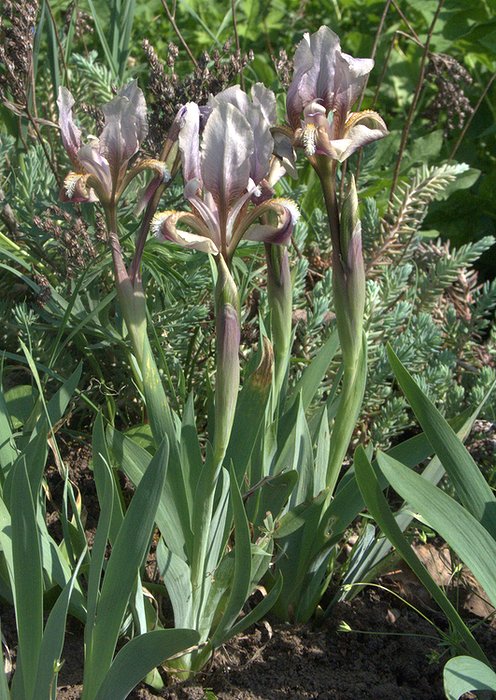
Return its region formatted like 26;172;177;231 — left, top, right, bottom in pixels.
57;81;168;205
286;26;388;161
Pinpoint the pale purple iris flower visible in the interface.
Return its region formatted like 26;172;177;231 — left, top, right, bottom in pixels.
57;81;168;205
152;84;299;262
286;26;387;161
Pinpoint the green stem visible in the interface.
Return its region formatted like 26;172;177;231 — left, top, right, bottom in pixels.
106;207;175;445
313;158;367;492
188;256;240;643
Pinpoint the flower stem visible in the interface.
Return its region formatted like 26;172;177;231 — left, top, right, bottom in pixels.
313;159;367;493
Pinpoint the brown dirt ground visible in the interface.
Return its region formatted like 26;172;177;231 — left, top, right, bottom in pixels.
22;584;492;700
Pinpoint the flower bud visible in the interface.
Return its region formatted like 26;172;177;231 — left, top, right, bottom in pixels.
214;256;241;462
266;244;292;398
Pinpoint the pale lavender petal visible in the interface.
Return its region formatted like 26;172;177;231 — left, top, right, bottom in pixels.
272;129;298;179
209;85;249;114
286;32;315;129
153;211;219;254
251;83;277;126
332;51;374;133
210;85;273;184
178;102;201;183
247;103;274;185
201;102;252;212
77;144;113;196
57;87;82;165
99;80;148;186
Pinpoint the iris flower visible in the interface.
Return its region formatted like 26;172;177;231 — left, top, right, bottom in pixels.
152;84;299;263
286;26;387;161
58;81;168;205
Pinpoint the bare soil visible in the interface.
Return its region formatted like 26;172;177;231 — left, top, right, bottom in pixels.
50;583;495;699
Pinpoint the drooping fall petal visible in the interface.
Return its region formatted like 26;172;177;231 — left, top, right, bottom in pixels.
242;198;300;247
77;144;113;199
153;211;219;254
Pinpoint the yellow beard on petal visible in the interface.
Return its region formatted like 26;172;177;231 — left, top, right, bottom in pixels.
64;172;87;198
302;123;318;156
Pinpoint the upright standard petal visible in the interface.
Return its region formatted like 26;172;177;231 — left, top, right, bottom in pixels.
251;83;277;126
57;87;82;165
178;102;201;183
286;26;341;129
212;85;275;186
99;80;148;187
332;51;374;130
209;85;250;115
200;102;253;213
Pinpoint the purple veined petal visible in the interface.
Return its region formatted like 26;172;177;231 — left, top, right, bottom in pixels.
332;51;374;132
201;102;253;213
57;87;82;166
251;83;277;126
99;80;148;188
178;102;201;183
239;197;300;248
77;144;113;197
286;32;315;130
335;52;374;111
184;180;222;248
225;184;259;247
152;211;219;254
120;80;148;144
213;86;274;186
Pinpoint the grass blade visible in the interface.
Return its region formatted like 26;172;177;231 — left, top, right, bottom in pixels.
83;437;169;700
86;0;118;78
34;549;86;696
94;629;199;700
285;329;339;413
11;459;43;700
444;656;496;699
354;447;487;663
210;468;252;648
387;346;496;538
377;450;496;611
